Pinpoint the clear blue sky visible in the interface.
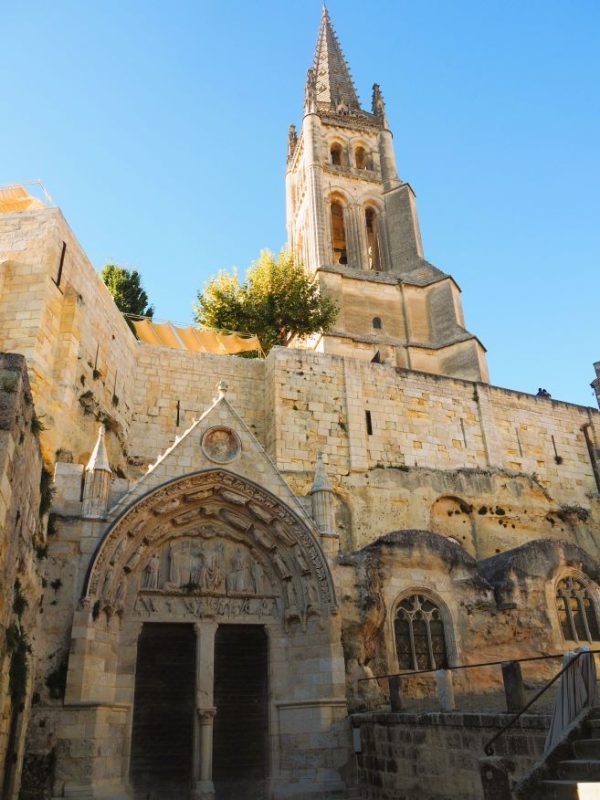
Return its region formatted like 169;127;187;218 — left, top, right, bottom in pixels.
3;1;599;406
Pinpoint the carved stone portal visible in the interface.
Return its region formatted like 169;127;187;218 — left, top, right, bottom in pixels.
84;470;336;624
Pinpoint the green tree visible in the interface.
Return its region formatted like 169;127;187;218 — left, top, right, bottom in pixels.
194;250;337;354
101;264;154;329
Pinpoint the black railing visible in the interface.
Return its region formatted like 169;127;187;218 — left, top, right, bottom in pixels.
357;649;600;756
484;649;599;755
356;651;592;683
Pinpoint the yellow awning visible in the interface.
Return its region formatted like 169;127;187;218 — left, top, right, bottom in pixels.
133;319;261;356
0;185;46;213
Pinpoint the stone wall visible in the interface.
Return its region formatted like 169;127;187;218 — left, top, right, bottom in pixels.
352;711;549;800
0;208;137;470
0;353;44;800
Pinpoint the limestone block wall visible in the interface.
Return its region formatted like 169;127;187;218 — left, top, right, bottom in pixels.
264;349;600;555
128;345;266;472
353;711;549;800
109;345;600;559
0;353;44;800
0;208;137;469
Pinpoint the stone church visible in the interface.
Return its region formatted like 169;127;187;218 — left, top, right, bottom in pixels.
1;7;599;800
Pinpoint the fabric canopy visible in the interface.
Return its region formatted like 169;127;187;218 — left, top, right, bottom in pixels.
133;319;260;356
0;186;46;214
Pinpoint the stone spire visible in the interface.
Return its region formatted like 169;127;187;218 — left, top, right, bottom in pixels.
312;4;360;113
82;425;112;519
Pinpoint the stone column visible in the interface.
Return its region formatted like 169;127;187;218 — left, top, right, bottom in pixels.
192;621;218;800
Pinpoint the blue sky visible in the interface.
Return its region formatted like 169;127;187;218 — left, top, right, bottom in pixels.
2;1;599;406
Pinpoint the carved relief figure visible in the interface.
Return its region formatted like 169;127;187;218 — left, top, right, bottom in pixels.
204;543;224;591
168;542;190;587
251;559;266;594
142;552;161;590
109;539;126;566
202;427;240;464
227;548;253;593
272;549;291;580
305;579;321;613
125;541;147;573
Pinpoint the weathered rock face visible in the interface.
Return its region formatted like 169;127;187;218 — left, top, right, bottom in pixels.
0;354;44;799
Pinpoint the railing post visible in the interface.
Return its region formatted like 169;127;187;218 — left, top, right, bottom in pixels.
479;756;514;800
389;676;403;712
502;660;526;713
435;669;456;712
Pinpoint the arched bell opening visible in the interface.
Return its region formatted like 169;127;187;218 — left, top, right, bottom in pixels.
330;200;348;265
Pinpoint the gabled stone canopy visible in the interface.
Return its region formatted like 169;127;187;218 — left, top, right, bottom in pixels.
107;384;315;530
82;386;337;626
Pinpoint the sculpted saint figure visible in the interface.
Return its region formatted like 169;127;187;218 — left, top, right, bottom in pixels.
142;552;161;590
251;559;266;594
272;549;291;580
227;548;252;593
169;542;190;586
204;545;224;591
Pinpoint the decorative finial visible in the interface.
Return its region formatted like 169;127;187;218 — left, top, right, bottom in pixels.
311;452;333;494
372;83;388;126
304;68;317;115
287;124;298;162
86;423;111;473
217;379;229;397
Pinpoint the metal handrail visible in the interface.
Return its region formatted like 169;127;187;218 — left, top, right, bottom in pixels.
357;650;599;682
357;649;600;755
484;650;598;755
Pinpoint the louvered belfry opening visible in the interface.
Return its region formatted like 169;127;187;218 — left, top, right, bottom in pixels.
213;625;269;800
130;623;196;800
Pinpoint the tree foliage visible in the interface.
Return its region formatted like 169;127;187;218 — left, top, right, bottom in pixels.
101;264;154;327
194;250;337;354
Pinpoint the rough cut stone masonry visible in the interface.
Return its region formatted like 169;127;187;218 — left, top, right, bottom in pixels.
0;7;599;800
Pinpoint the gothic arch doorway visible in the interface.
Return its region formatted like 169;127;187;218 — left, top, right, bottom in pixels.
62;470;346;800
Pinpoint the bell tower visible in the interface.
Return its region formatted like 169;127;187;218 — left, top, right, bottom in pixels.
286;6;488;383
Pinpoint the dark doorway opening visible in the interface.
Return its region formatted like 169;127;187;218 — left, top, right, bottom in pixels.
213;625;268;800
130;623;196;800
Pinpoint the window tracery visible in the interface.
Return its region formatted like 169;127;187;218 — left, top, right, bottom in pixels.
394;594;449;671
556;576;600;642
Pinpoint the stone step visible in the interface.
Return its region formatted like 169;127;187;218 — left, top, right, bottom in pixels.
574;739;600;759
586;719;600;739
558;760;600;780
538;780;600;799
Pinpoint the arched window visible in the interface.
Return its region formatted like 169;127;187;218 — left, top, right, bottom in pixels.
331;201;347;265
355;146;368;170
372;317;382;330
365;207;381;270
556;576;600;642
394;594;449;671
330;143;343;166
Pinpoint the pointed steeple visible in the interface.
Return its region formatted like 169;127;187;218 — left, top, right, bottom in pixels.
312;5;360;113
82;425;112;519
85;424;111;474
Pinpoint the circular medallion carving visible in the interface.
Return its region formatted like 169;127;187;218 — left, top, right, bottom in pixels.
201;426;241;464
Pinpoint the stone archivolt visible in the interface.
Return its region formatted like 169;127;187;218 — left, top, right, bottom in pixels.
85;469;335;626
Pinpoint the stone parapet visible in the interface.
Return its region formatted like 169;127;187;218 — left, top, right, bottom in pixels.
352;711;550;800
